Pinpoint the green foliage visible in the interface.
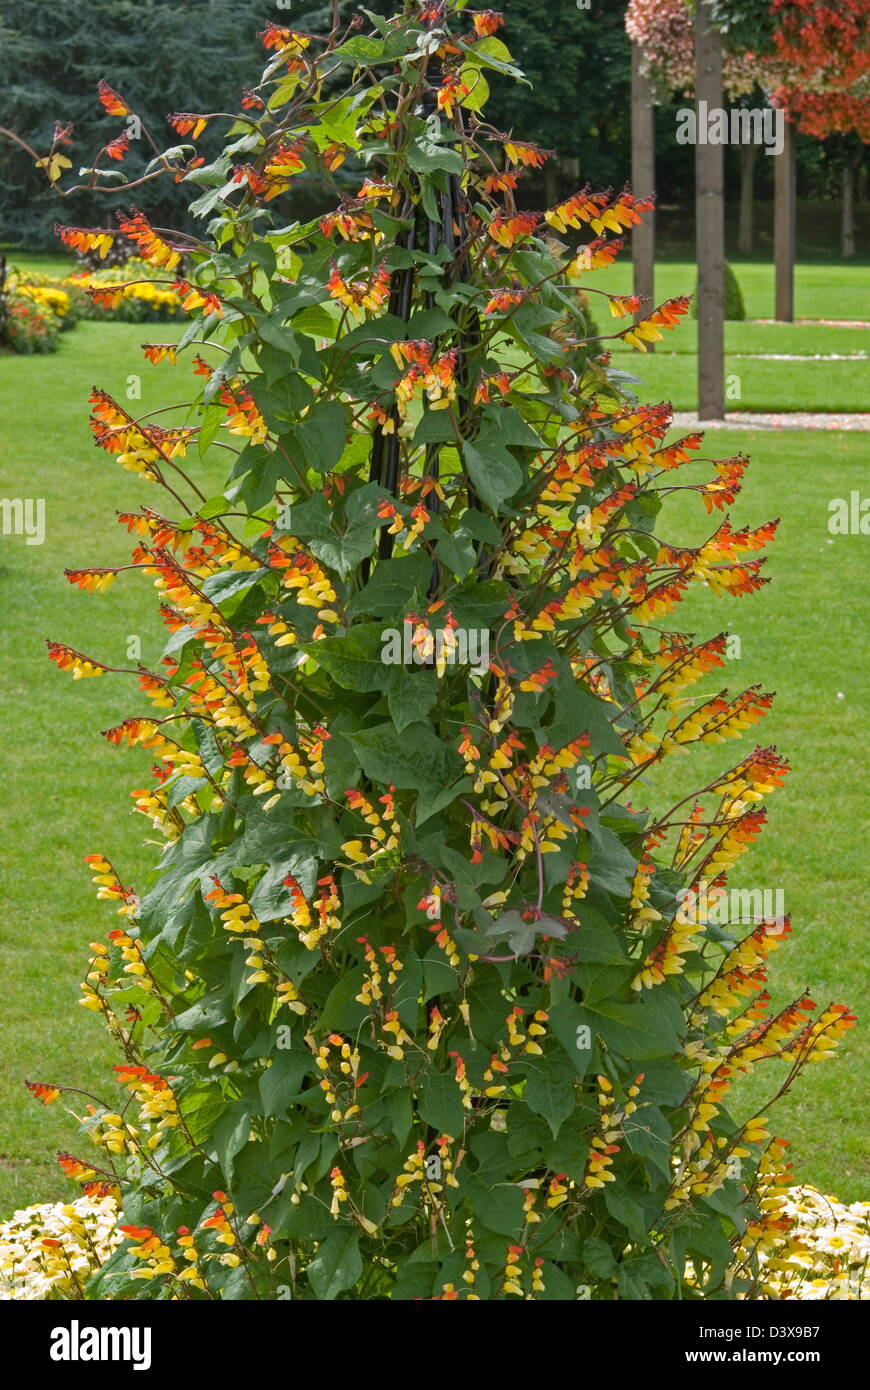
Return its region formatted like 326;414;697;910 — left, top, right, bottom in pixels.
31;1;853;1302
0;262;65;351
709;0;779;56
692;260;747;320
480;0;632;193
724;262;747;321
0;0;276;246
1;293;60;352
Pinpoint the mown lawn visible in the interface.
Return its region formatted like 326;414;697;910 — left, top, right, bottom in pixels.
649;429;870;1203
592;259;870;412
593;258;870;323
0;308;867;1217
609;352;869;413
0;319;220;1214
610;322;868;356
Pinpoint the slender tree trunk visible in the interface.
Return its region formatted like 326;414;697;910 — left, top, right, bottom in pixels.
738;142;756;256
841;147;864;259
774;117;796;321
842;163;856;259
544;162;559;211
695;1;724;420
631;42;655;318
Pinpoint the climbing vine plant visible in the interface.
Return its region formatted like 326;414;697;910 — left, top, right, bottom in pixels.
26;0;854;1300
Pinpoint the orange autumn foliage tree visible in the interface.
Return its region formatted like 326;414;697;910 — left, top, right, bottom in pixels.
21;1;855;1300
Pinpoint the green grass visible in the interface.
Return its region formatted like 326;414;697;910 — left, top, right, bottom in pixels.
593;259;870;324
611;352;869;413
0;317;867;1219
609;321;869;357
590;264;870;410
2;250;78;279
0;320;220;1216
648;429;870;1201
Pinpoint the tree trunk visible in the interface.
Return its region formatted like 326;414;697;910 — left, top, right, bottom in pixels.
631;43;655;318
695;1;724;420
738;142;756;256
774;118;796;321
841;147;863;259
544;162;559;211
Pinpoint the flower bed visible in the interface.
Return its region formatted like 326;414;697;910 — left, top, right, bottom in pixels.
0;1195;120;1300
0;257;185;354
2;1185;866;1300
64;257;185;323
1;294;62;353
13;279;76;327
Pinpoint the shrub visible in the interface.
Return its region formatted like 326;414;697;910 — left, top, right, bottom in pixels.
691;260;746;321
2;293;61;352
9;275;77;327
30;2;854;1301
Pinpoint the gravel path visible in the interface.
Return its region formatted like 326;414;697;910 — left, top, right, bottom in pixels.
671;411;870;431
728;352;867;361
750;318;870;330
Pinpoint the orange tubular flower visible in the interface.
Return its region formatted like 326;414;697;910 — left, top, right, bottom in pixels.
64;567;118;594
567;236;624;275
260;138;307;198
105;133;130;162
46;641;109;680
220;382;268;444
57;1152;100;1185
86;285;126;310
258;23;310;57
518;659;558;694
437;74;470;118
321;209;375;242
503;139;551;169
328;264;391;317
702;455;750;513
488;211;541;248
26;1081;61;1105
608;294;643;319
55;222;117;260
547;188;649;238
649;295;692;328
97;80;132;117
484;170;520;195
141;344;177;366
171;280;223;317
621;297;691;351
484;288;524;315
169;113;210;139
473;10;505;37
652;431;704;471
116;210;182;271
